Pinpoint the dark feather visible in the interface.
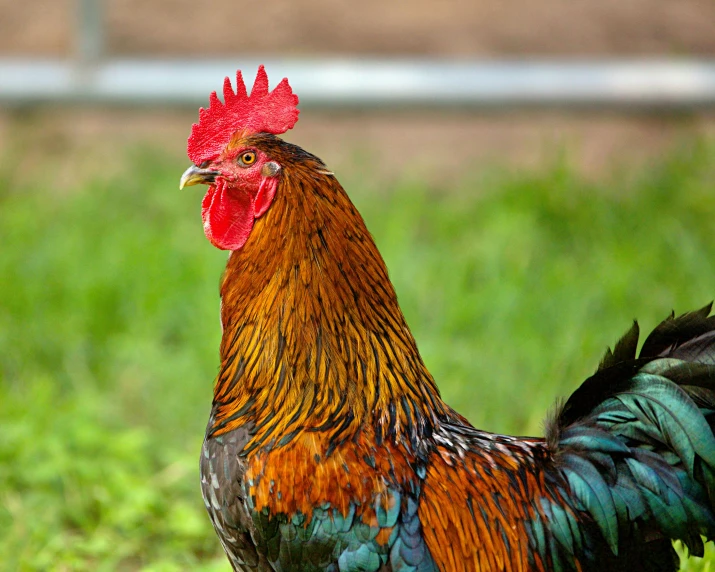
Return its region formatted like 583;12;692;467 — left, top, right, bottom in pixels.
640;303;714;358
598;320;640;371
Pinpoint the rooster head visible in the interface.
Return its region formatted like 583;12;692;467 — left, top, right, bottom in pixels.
179;66;300;251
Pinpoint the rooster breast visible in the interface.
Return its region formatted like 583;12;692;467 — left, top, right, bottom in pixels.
200;421;444;571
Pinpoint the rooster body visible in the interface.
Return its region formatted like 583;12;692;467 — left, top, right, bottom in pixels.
182;69;715;571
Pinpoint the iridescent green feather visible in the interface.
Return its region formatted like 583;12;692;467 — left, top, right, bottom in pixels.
536;306;715;571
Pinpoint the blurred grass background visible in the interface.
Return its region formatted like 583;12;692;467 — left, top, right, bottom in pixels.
1;134;715;570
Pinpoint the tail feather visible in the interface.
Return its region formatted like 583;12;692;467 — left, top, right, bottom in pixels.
546;305;715;566
598;320;640;371
640;303;715;359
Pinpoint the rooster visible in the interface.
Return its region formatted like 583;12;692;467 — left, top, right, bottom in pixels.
179;67;715;571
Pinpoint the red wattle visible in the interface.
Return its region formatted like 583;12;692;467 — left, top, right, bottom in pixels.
201;179;255;251
254;177;278;218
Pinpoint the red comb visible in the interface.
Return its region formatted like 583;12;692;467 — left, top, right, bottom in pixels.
187;65;300;165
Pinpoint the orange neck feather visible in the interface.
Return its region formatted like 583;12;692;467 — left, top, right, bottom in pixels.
209;136;448;455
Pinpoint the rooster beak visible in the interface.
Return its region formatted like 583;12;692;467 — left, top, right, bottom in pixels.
179;165;221;190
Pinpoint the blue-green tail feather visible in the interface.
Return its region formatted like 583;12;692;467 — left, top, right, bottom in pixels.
542;304;715;570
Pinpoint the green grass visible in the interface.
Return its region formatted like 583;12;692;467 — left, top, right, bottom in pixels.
2;138;715;570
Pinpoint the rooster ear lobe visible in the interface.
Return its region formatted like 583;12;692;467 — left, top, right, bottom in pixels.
261;161;281;178
254;176;279;218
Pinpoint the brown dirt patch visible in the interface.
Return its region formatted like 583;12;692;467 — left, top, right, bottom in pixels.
1;0;715;57
3;108;714;192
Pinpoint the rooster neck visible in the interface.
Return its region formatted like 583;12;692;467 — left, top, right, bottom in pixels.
208;137;447;456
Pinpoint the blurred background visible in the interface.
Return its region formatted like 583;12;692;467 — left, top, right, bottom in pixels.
2;1;715;570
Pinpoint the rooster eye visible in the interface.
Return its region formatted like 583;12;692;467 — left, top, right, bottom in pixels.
238;151;257;166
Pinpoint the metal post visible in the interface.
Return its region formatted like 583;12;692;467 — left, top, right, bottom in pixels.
77;0;104;64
